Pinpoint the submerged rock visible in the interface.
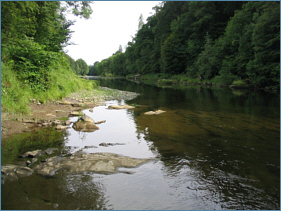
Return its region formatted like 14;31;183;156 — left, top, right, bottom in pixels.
108;105;135;110
144;110;166;115
34;152;151;176
1;165;33;184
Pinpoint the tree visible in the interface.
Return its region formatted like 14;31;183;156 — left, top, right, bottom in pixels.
75;58;89;75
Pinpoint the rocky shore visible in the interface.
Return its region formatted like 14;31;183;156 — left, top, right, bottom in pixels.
1;87;140;140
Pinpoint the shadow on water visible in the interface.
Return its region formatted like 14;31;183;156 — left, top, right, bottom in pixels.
1;78;280;210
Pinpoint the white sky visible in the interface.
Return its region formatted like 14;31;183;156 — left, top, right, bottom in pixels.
64;1;161;65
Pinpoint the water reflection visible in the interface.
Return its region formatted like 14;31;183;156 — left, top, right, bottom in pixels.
1;78;279;210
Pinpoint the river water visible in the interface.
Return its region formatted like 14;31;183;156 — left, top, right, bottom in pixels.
1;78;280;210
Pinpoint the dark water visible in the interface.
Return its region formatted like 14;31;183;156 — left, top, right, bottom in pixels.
1;78;280;210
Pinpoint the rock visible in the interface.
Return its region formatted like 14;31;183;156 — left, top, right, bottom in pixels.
65;120;72;125
72;121;99;132
15;167;33;177
33;152;151;176
1;164;18;175
1;165;33;183
108;105;135;109
58;101;72;105
26;160;31;166
56;125;68;130
89;108;93;112
69;111;80;116
41;122;50;127
44;148;59;155
95;120;106;124
22;118;36;123
79;114;95;123
71;103;85;107
19;150;42;158
31;158;38;164
52;120;61;125
144;110;166;115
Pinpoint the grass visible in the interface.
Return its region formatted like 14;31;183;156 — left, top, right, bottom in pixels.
1;59;99;115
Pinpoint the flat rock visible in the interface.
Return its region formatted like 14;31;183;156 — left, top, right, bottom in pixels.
44;148;59;155
144;110;166;115
56;125;68;130
69;111;80;116
95;120;106;124
19;150;42;158
108;105;135;110
33;152;151;176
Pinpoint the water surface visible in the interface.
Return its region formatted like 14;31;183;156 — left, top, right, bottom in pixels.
1;79;280;210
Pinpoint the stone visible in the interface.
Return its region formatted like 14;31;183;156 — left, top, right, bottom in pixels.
144;110;166;115
95;120;106;124
108;105;135;109
69;111;80;116
15;167;33;177
79;114;95;123
33;152;151;176
65;120;72;125
56;125;68;130
52;120;61;125
19;150;42;158
44;148;59;155
72;103;85;107
72;121;99;132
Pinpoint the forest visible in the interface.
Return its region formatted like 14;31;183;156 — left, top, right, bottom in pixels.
89;1;280;90
1;1;93;113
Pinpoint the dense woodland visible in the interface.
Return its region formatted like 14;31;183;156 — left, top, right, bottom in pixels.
89;1;280;90
1;1;280;114
1;1;94;113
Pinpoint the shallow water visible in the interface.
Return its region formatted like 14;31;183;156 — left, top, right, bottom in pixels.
1;79;280;210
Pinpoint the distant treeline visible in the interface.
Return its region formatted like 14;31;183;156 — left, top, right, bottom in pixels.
89;1;280;89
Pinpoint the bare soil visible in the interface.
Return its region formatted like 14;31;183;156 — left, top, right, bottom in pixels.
1;98;96;141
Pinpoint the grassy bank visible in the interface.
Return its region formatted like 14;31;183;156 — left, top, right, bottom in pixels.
1;60;98;115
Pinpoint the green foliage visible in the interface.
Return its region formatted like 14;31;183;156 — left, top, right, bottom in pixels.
1;1;95;114
1;62;32;114
93;1;279;90
75;58;89;75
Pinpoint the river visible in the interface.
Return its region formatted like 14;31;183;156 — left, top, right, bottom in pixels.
1;78;280;210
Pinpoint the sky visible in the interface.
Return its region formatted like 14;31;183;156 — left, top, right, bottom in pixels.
64;1;161;65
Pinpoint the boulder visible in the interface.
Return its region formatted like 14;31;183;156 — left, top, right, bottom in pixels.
108;105;135;109
79;114;95;123
72;120;99;132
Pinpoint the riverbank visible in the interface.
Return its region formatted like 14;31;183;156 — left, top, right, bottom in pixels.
1;87;139;140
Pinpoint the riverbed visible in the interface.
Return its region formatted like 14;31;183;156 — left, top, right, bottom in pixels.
1;78;280;210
